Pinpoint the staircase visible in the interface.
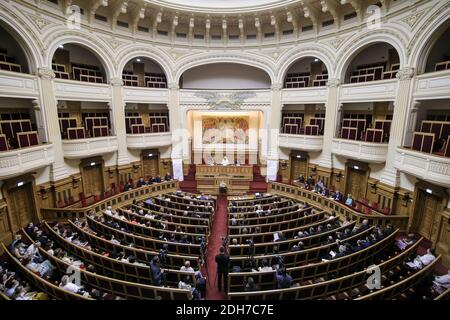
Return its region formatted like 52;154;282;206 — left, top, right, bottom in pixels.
179;164;198;193
250;164;268;193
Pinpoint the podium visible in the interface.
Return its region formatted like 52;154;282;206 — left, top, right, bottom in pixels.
195;165;253;195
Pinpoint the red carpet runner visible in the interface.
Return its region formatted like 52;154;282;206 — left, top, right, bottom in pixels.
203;195;229;300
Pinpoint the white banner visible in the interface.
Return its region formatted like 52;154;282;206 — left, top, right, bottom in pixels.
266;159;278;182
172;158;184;182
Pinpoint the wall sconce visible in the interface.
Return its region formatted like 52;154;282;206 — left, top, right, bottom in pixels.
71;176;80;188
335;172;342;182
401;193;412;207
39;186;48;199
132;164;140;172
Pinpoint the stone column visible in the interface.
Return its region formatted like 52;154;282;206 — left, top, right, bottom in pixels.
32;99;47;145
317;78;340;169
380;67;415;187
168;82;184;181
110;77;130;166
266;83;283;181
37;67;68;182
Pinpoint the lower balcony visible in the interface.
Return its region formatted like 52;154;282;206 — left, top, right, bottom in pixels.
0;144;54;179
332;138;388;163
278;134;323;152
126;132;172;149
62;136;118;159
394;147;450;188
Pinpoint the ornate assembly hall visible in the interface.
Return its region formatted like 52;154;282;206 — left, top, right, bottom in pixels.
0;0;449;303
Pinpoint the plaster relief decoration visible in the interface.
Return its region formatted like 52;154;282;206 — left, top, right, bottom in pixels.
400;9;426;29
194;91;256;110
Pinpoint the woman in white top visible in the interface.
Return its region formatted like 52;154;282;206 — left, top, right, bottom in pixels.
180;261;195;273
60;275;82;294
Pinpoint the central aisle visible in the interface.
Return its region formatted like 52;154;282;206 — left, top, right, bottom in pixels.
204;195;228;300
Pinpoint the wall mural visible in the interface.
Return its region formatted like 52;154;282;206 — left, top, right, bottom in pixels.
202;116;249;144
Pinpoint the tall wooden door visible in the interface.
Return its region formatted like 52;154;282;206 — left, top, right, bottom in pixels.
416;191;440;240
345;168;367;200
83;164;104;196
142;155;159;178
7;182;37;232
290;157;308;181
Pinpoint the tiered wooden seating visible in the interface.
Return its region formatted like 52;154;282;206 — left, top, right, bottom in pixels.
0;49;22;72
435;60;450;72
72;63;104;83
0;119;32;140
312;72;328;86
17;131;39;148
125;116;143;133
52;63;70;79
67;127;86;139
341;127;358;140
21;230;192;300
1;243;91;300
383;63;400;79
285;72;310;88
144;73;167;88
122;70;139;86
411;132;434;153
364;128;383;143
350;62;385;83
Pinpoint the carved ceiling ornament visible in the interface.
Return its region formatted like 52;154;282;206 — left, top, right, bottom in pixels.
31;15;52;30
400;9;426;29
194;91;257;110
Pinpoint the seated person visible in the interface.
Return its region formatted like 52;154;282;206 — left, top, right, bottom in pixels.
221;156;230;166
136;177;146;187
164;172;172;181
297;175;305;183
219;181;227;193
180;261;195;273
406;249;436;270
345;194;354;207
432;271;450;294
244;277;260;292
235;158;241;166
275;268;293;289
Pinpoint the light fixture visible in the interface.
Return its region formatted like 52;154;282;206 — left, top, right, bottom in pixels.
136;58;141;62
354;165;359;170
148;153;153;157
426;188;432;194
58;44;64;49
296;155;301;158
314;58;319;62
17;181;24;187
90;162;96;166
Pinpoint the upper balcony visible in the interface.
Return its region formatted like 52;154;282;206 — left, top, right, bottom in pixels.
0;70;39;99
332;138;388;163
279;133;323;152
62;136;118;159
0;143;54;179
123;86;168;104
413;70;450;101
394;147;450;188
126;132;172;149
281;87;328;104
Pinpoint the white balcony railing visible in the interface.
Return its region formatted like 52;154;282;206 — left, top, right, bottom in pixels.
279;134;324;152
0;144;54;179
123;87;169;104
0;70;39;99
332;138;388;163
126;132;172;149
62;136;118;159
54;79;111;102
340;79;398;103
394;147;450;188
414;70;450;101
281;87;328;104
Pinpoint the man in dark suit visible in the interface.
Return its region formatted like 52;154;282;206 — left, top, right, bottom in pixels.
215;246;230;292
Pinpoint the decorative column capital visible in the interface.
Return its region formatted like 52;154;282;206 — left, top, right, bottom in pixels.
110;77;124;86
38;67;55;80
168;82;179;90
326;78;340;88
32;99;40;111
396;67;415;81
271;82;283;91
411;100;421;111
